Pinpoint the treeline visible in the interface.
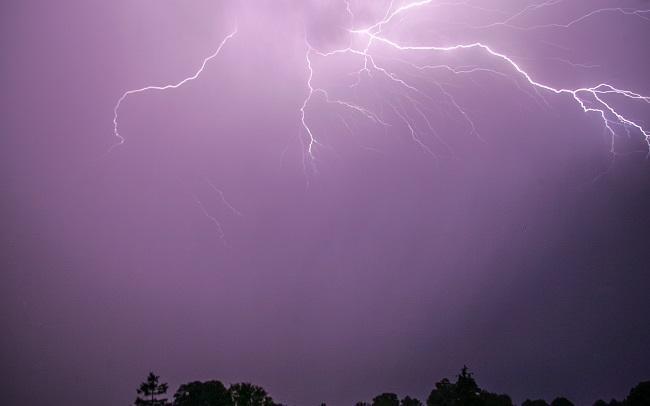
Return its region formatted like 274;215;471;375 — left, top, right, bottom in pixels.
133;367;649;406
134;373;279;406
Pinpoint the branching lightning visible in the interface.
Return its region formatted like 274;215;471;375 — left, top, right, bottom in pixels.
111;1;650;232
299;0;650;169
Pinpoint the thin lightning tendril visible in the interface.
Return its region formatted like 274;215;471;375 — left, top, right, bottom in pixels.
192;193;229;247
112;27;238;149
205;178;243;218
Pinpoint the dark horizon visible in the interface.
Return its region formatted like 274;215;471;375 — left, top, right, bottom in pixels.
2;1;650;405
128;367;650;406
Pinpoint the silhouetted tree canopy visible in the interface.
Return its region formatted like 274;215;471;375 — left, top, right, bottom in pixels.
480;392;513;406
135;372;171;406
229;382;277;406
373;393;400;406
427;366;513;406
173;380;231;406
592;380;650;406
626;381;650;406
550;397;574;406
401;396;423;406
594;401;619;406
427;378;456;406
131;368;649;406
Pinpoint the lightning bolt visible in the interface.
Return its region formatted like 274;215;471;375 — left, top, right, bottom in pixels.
112;27;238;149
298;0;650;172
112;1;650;207
111;27;237;241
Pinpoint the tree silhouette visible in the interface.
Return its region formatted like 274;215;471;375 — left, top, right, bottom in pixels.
135;372;171;406
427;366;484;406
479;392;513;406
173;380;232;406
129;369;645;406
427;377;456;406
372;393;400;406
427;366;513;406
626;381;650;406
229;382;276;406
550;397;574;406
591;381;650;406
401;396;423;406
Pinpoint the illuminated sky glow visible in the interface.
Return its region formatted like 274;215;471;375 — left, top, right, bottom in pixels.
3;1;650;405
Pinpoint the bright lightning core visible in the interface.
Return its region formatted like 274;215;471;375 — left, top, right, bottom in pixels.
113;1;650;175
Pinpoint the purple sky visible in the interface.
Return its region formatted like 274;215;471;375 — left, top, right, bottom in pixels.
2;1;650;405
